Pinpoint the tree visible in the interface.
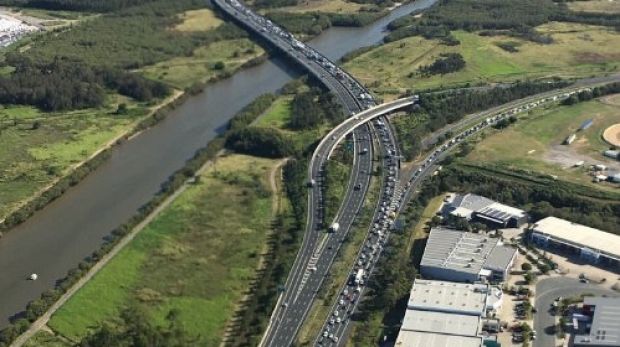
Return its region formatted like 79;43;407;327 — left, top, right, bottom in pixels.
116;103;128;115
524;271;537;284
78;306;196;347
521;262;533;271
289;91;324;130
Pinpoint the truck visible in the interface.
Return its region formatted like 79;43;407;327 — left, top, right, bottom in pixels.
329;222;340;233
354;269;364;285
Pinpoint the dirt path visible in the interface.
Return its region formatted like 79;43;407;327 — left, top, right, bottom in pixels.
270;158;290;214
10;151;214;347
219;157;289;346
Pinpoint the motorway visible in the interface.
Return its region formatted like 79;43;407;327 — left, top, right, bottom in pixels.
214;1;620;346
211;0;400;345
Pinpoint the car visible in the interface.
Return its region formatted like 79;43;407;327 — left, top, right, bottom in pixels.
336;317;341;324
580;278;589;283
281;302;288;308
28;273;38;281
323;330;329;337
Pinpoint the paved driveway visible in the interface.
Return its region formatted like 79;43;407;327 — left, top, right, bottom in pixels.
534;277;618;347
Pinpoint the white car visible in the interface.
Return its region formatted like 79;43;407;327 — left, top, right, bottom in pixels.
28;273;38;281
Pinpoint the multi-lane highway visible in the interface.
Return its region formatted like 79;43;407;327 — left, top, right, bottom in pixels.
214;1;620;346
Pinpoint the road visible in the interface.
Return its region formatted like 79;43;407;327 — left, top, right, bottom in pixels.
211;1;405;345
534;277;618;347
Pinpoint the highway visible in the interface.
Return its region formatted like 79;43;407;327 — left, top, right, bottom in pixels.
214;1;620;346
313;79;620;346
211;0;401;345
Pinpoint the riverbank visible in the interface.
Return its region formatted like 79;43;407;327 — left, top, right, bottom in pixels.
0;0;438;333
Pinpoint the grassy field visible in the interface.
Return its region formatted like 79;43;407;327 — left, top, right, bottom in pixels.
568;0;620;13
465;98;620;190
345;22;620;98
174;9;223;32
267;0;364;14
44;154;278;345
0;5;261;221
140;38;264;89
0;93;160;220
253;94;330;151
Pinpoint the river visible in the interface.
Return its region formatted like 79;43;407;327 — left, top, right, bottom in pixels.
0;0;436;326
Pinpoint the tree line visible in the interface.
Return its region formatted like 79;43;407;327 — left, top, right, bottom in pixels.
562;81;620;105
0;0;159;12
393;80;569;160
385;0;620;44
0;55;170;111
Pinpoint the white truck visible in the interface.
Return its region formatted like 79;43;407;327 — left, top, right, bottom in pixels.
354;269;364;285
329;222;340;233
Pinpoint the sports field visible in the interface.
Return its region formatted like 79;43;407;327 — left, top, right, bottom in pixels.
465;98;620;190
345;23;620;97
44;154;279;345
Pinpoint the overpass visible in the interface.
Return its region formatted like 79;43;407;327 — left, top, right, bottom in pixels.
212;0;413;345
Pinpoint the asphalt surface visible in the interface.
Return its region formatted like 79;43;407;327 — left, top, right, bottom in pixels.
534;277;618;347
0;0;430;331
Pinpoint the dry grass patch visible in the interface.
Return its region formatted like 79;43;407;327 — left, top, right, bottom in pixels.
174;9;223;32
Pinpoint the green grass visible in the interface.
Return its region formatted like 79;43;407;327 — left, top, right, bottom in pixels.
45;154;278;345
0;95;153;220
465;98;620;190
140;38;264;89
345;23;620;98
252;94;331;152
23;330;71;347
254;96;293;129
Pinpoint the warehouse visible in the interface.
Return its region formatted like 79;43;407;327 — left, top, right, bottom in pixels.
395;280;487;347
530;217;620;270
395;329;483;347
573;297;620;347
407;279;489;316
420;228;518;282
446;194;528;228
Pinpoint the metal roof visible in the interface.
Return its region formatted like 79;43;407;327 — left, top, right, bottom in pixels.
484;244;517;272
395;330;483;347
401;309;481;336
448;194;526;223
532;217;620;260
574;297;620;346
407;279;488;315
421;228;497;276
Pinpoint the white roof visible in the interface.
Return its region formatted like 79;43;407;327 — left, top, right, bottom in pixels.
395;330;483;347
532;217;620;259
408;279;488;315
401;309;480;336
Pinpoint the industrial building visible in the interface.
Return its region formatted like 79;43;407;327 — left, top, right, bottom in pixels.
573;297;620;347
407;279;489;316
395;280;490;347
530;217;620;270
420;228;518;282
445;194;528;228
